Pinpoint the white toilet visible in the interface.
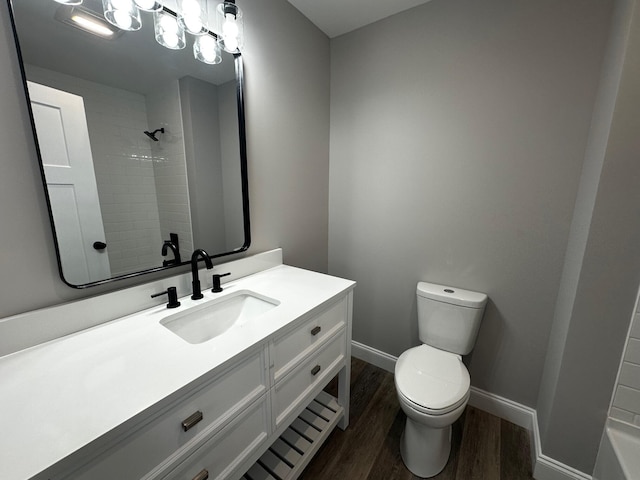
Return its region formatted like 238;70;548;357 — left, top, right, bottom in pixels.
395;282;487;478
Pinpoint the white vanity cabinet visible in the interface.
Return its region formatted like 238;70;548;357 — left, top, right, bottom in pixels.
0;262;354;480
162;294;353;480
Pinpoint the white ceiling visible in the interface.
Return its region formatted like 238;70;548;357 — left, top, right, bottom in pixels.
287;0;433;38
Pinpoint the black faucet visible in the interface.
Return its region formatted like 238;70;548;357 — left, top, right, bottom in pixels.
161;241;181;266
191;249;213;300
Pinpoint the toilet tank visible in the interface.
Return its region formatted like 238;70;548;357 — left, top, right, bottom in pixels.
417;282;488;355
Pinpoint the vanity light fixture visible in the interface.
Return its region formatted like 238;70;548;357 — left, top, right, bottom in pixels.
102;0;142;31
154;9;186;49
194;34;222;64
216;0;243;54
50;0;244;63
177;0;208;35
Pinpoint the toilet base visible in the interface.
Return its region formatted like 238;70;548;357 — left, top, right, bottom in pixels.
400;417;452;478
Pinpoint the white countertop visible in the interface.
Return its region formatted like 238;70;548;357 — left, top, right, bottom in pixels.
0;265;355;480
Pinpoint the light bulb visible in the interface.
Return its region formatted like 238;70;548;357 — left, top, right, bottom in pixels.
222;13;239;51
223;35;238;53
223;13;238;37
183;15;203;33
154;10;185;49
217;2;243;52
162;32;179;48
181;0;200;15
55;0;83;5
113;9;133;29
178;0;206;34
103;0;141;31
159;14;179;34
194;35;221;64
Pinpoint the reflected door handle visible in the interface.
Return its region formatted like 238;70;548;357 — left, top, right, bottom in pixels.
93;241;107;250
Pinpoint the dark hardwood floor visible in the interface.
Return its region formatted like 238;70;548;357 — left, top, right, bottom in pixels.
300;358;533;480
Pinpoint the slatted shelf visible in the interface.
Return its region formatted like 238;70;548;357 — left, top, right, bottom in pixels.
242;391;343;480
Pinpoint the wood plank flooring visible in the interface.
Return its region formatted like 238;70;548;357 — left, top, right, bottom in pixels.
300;358;533;480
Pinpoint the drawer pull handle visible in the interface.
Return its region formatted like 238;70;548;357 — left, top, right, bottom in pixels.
311;364;321;376
192;469;209;480
182;411;203;432
311;326;321;336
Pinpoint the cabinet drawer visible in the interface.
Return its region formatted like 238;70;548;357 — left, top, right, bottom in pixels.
271;298;346;383
273;330;346;429
163;394;270;480
61;348;267;480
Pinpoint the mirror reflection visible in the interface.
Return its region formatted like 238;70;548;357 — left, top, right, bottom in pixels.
10;0;249;287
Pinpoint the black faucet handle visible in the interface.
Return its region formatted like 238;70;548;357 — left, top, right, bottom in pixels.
212;273;231;293
151;286;181;308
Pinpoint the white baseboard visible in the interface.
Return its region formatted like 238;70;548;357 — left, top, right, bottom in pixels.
350;341;592;480
530;409;593;480
468;388;592;480
351;340;397;373
468;387;535;430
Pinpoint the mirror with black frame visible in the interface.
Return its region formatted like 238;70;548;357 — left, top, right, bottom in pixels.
8;0;250;288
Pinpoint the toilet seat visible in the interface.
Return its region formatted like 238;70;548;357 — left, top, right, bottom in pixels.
395;345;470;415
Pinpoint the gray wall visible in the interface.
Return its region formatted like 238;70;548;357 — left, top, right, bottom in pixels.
328;0;614;412
538;0;640;471
0;0;330;319
241;0;330;272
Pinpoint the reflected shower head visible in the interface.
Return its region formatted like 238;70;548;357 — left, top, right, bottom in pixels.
144;128;164;141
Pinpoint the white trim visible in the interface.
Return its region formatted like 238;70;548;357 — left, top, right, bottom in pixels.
468;388;591;480
351;340;397;373
350;341;592;480
468;387;534;430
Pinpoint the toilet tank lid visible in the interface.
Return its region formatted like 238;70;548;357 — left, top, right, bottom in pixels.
417;282;488;308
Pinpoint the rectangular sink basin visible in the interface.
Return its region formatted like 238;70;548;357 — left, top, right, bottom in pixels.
160;290;279;344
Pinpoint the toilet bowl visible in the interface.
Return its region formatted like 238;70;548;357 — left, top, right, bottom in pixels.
394;282;487;478
395;344;470;477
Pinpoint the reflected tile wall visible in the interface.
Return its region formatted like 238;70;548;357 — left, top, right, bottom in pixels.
24;65;164;276
146;81;194;257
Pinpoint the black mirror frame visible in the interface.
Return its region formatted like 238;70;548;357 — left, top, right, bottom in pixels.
7;1;251;289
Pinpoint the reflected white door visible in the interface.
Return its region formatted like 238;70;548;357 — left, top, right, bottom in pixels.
28;81;111;284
